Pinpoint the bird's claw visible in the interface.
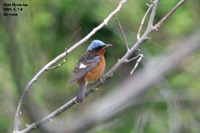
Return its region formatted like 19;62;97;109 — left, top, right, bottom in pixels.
100;77;106;83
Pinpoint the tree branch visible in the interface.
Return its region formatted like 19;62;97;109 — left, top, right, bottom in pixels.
154;0;187;30
137;3;153;40
129;54;143;75
147;0;160;30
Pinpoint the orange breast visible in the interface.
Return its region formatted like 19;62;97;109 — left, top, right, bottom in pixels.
85;54;105;83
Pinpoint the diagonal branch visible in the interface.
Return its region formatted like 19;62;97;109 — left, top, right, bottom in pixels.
137;3;153;40
154;0;187;30
147;0;160;30
116;18;129;51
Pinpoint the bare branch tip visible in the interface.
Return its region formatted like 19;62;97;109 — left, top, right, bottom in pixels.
129;54;143;75
93;88;99;91
104;19;108;25
144;37;151;41
109;73;114;78
26;123;29;127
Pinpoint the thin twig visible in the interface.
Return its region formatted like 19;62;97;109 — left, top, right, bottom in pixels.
154;0;186;30
130;54;143;75
47;28;82;71
124;54;143;63
66;28;82;48
46;58;66;71
137;4;153;40
46;49;68;71
116;18;129;51
137;110;144;133
147;0;160;30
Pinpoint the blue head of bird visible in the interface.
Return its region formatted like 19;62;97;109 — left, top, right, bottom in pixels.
87;40;112;53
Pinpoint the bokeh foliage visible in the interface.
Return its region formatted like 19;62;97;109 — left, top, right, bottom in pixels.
0;0;200;132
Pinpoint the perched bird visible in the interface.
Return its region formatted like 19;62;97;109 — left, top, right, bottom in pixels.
68;40;112;103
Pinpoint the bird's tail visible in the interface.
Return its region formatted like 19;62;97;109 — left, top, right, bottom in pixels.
77;85;86;103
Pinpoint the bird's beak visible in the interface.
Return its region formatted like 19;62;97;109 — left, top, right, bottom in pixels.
104;44;113;48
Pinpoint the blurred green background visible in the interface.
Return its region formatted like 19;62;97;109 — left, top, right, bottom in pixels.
0;0;200;132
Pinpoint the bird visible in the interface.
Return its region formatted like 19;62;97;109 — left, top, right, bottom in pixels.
68;40;112;103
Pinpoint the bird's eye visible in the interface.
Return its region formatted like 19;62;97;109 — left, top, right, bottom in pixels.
95;46;101;51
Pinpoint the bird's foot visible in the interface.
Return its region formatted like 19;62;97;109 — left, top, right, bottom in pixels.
100;77;106;83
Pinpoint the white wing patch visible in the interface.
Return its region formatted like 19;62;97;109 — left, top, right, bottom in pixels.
79;63;87;69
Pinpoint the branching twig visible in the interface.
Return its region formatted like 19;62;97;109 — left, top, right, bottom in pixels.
46;49;68;71
130;54;144;75
124;54;143;63
147;0;159;30
47;28;83;71
46;58;66;71
124;54;144;74
14;0;186;132
116;17;143;74
137;4;153;40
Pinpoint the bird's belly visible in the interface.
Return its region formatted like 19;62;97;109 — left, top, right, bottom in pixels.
85;58;105;83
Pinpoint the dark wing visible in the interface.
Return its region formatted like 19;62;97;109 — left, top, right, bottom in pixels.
68;52;100;85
